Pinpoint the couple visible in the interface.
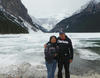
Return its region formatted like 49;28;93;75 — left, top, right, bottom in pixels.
44;31;74;78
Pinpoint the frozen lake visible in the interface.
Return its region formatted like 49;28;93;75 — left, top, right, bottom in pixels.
0;33;100;77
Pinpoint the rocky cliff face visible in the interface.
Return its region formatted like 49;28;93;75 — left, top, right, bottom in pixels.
0;0;47;34
1;0;40;31
0;9;28;34
1;0;33;25
50;0;100;32
82;0;100;13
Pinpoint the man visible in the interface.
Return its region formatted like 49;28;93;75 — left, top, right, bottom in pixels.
57;31;74;78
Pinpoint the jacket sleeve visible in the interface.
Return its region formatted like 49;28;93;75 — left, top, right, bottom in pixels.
69;39;74;60
44;44;52;58
44;44;49;57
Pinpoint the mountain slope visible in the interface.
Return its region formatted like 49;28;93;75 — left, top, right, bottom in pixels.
0;9;28;34
0;0;46;34
51;0;100;32
1;0;40;31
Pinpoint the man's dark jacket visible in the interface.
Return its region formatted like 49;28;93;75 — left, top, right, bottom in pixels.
57;36;73;60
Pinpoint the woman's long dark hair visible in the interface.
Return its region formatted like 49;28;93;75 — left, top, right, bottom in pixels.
49;35;57;43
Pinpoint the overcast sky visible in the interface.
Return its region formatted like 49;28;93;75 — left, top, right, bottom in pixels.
22;0;91;18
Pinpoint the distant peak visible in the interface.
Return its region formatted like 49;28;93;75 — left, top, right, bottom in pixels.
89;0;96;5
90;0;100;4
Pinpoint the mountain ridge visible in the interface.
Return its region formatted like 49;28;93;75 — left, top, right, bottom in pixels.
0;0;47;34
50;0;100;32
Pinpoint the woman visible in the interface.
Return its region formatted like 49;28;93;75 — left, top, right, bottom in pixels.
44;36;59;78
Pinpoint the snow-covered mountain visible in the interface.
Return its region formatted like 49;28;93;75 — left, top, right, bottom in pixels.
31;16;41;25
37;12;70;31
51;0;100;32
31;16;48;32
38;18;58;31
95;0;100;3
0;0;47;34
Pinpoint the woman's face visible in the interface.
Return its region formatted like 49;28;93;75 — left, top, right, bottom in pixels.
51;37;57;43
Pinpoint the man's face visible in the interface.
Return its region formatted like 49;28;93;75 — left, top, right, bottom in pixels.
59;34;66;40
